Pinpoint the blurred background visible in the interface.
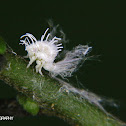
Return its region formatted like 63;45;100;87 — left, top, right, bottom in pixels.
0;1;126;125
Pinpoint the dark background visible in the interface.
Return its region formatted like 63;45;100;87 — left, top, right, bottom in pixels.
0;1;126;125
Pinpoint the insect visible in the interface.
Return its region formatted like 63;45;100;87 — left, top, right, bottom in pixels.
20;27;92;78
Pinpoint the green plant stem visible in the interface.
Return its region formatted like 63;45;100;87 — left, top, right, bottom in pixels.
0;49;125;126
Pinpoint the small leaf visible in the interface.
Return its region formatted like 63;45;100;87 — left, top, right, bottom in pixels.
23;99;39;116
17;94;39;116
0;37;6;54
